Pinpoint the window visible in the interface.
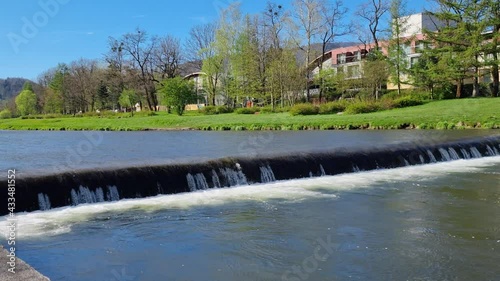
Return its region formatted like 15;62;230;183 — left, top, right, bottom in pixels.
402;43;412;55
347;65;360;78
337;53;346;64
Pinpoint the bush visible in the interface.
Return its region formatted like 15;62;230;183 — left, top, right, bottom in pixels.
318;102;347;114
345;102;381;114
236;107;260;114
393;96;424;108
0;109;12;119
134;111;157;117
259;107;274;114
289;103;319;116
199;106;233;115
274;106;291;113
435;84;456;100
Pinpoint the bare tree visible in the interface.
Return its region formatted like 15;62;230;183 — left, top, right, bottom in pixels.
292;0;325;102
317;0;350;102
116;28;158;110
184;22;217;70
154;35;182;79
67;59;100;112
356;0;389;50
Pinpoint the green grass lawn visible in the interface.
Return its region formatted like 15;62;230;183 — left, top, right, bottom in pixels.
0;98;498;131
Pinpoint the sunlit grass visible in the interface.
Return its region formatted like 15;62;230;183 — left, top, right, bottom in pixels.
0;98;498;131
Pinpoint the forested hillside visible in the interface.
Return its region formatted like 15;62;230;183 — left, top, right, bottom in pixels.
0;78;31;100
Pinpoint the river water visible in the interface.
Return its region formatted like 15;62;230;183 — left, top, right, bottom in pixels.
0;130;499;280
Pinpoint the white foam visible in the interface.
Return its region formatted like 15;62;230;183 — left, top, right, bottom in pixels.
1;156;499;239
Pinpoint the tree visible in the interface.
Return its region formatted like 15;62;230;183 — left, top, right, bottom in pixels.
43;88;64;114
118;89;140;115
363;58;389;100
426;0;490;98
158;77;197;116
154;35;182;79
114;29;158;110
387;0;410;95
316;0;349;102
264;2;292;108
97;82;109;109
15;82;37;116
484;0;500;97
292;0;325;102
356;0;389;50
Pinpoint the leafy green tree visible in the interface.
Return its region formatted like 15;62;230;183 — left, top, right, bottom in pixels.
15;82;38;116
23;81;34;92
158;78;197;116
118;89;140;112
387;0;410;95
363;58;389;100
426;0;490;97
484;0;500;97
43;88;64;114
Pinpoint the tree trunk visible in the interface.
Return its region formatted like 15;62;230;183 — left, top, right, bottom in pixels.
472;70;479;98
492;54;499;97
456;80;463;98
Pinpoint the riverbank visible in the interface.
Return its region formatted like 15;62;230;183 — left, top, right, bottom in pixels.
0;98;498;131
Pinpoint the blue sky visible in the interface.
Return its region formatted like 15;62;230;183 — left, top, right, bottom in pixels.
0;0;429;80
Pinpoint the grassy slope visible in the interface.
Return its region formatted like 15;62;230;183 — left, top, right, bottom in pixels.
0;98;498;131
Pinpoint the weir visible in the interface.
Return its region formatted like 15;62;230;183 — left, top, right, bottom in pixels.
2;135;499;215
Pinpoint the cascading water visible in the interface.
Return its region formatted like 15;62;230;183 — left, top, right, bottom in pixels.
260;165;276;183
4;135;499;215
37;193;51;211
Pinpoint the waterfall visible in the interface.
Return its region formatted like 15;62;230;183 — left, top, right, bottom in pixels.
320;165;326;176
107;186;120;202
419;155;425;164
427;150;437;163
195;173;209;190
5;135;499;215
220;167;247;186
70;186;108;206
438;148;451;161
260;165;276;183
352;164;361;173
186;173;209;191
460;148;471;159
37;193;51;211
212;170;221;188
486;145;497;156
470;147;482;158
186;174;197;191
448;148;461;160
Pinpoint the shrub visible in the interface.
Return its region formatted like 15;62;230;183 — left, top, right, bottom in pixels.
345;102;381;114
236;107;260;114
393;96;424;108
289;103;319;116
259;107;274;114
318;101;347;114
134;111;157;117
199;106;233;115
0;109;12;119
274;106;291;113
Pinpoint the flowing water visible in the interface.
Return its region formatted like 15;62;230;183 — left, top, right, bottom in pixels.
0;130;499;280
